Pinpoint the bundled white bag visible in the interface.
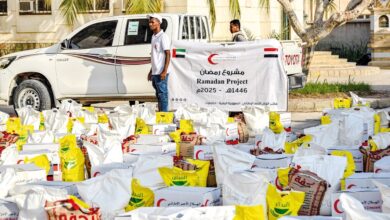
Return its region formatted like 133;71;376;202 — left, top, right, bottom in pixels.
133;103;157;124
241;105;269;137
374;181;390;213
77;168;133;218
292;155;347;215
304;122;339;149
0;145;18;165
0;168;16;198
293;143;327;157
375;156;390;173
16;106;40;130
132;155;173;188
212;144;256;186
42;109;69;133
207;107;229;128
175;105;209;127
260;127;286;151
196;124;225;144
372;133;390;150
108;112;136;140
71;119;86;136
7;185;68;220
27;130;55;144
222;170;269;220
76;109;98;124
340;193;390;220
180;206;236;220
84;141;123;169
0;111;9;124
114;104;133;114
339;108;375;146
350;92;376;107
59;99;82;116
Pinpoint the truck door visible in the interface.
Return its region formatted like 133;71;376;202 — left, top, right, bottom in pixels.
56;19;120;95
115;16;172;95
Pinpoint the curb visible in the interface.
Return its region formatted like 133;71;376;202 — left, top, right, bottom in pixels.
288;97;390;112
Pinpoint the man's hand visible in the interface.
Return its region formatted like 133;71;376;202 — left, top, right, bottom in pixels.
160;71;167;80
147;71;152;81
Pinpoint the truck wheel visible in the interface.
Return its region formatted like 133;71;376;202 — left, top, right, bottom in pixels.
13;79;52;111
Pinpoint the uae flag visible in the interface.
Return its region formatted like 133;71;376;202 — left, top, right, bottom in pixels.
172;48;186;58
264;48;278;58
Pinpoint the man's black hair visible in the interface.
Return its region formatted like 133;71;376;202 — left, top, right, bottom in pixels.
230;19;241;29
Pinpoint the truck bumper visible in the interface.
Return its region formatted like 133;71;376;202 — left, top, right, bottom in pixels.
288;73;306;90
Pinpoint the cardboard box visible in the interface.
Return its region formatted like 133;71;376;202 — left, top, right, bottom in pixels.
279;217;342;220
193;145;213;160
147;124;177;135
22;143;59;153
0;200;18;220
253;154;293;169
129;143;176;154
154;187;221;207
17;149;61;180
91;163;132;178
345;172;390;190
136;135;171;144
327;146;364;172
279;112;292;128
225;123;239;141
179;142;194;158
0;164;46;185
374;156;390;173
28;181;79;197
331;189;382;218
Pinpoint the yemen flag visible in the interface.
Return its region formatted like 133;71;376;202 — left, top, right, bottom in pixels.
264;48;278;58
173;48;186;58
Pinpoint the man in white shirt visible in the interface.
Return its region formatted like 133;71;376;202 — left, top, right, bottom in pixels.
147;14;171;112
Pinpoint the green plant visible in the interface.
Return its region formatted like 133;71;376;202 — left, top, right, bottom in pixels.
316;40;369;62
290;81;371;95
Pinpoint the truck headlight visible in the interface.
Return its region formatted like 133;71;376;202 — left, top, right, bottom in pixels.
0;56;16;69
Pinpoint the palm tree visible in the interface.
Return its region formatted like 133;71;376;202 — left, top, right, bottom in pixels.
59;0;93;26
124;0;163;15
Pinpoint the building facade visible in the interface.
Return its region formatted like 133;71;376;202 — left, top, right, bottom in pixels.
0;0;304;51
369;0;390;68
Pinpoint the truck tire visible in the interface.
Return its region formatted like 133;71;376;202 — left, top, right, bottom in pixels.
13;79;52;111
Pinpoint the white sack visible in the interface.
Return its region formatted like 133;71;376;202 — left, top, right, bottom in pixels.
340;193;390;220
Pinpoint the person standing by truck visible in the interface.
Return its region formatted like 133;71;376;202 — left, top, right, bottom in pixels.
147;14;171;112
230;19;247;42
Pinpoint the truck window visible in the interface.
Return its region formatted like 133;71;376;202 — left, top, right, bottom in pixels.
182;16;189;40
189;16;195;39
124;18;168;45
195;17;201;39
69;20;117;49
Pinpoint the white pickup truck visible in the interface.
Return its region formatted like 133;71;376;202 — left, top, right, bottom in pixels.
0;13;305;111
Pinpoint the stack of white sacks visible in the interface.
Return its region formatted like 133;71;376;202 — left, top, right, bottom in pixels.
0;98;389;220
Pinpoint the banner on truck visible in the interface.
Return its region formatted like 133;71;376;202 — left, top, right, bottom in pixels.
168;40;288;111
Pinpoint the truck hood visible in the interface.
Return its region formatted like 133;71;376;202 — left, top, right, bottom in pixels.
1;44;60;59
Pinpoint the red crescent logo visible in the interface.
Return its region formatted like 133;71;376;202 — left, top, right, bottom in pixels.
226;128;229;136
154;129;159;134
208;54;218;65
156;199;166;207
195;150;204;159
334;199;343;214
347;184;356;189
256;141;261;147
202;199;209;207
375;168;382;173
93;172;101;177
275;177;283;191
17;160;24;164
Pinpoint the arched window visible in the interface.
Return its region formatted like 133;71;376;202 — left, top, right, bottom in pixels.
379;15;389;28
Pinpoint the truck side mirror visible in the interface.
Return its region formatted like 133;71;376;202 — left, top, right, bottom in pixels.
61;39;70;49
